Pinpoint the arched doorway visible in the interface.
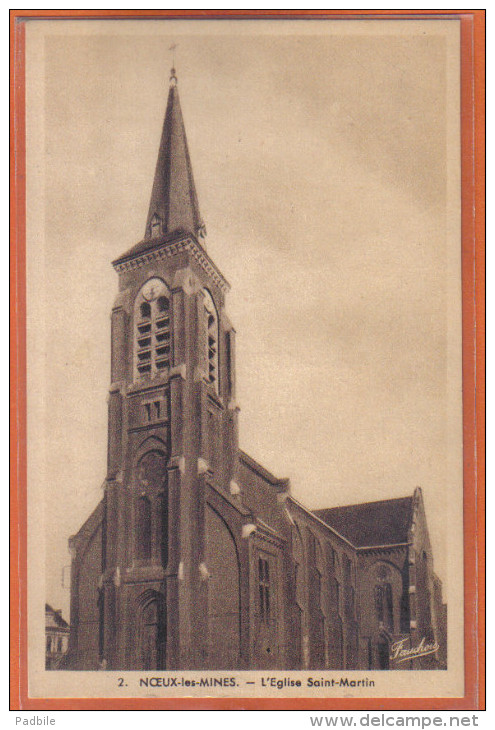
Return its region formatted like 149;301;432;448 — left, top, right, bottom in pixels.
136;591;166;670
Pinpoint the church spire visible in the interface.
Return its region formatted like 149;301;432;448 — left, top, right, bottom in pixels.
144;68;206;241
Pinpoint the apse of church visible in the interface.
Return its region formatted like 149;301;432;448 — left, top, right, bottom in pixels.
65;68;447;672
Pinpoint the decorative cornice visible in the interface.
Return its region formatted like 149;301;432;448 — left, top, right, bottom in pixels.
356;542;410;554
113;236;230;294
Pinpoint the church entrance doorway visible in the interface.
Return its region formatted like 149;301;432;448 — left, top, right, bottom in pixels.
137;592;166;670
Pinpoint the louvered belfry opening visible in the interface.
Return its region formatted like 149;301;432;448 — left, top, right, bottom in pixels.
135;279;171;380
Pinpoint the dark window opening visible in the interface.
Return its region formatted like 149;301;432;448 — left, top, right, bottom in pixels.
203;290;219;393
400;589;410;633
258;557;271;623
375;583;394;631
140;302;151;319
136;496;152;560
157;296;169;312
159;492;168;568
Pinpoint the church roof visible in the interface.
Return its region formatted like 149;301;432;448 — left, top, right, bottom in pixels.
144;69;205;242
314;496;413;548
45;604;70;629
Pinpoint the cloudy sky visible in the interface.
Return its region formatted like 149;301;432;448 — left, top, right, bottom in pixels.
25;18;462;619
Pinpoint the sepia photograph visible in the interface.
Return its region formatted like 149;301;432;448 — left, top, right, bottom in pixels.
11;11;483;709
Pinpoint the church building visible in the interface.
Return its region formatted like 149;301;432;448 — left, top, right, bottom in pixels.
65;69;447;672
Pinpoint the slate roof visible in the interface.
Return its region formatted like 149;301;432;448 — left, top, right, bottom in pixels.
144;72;205;241
314;496;413;548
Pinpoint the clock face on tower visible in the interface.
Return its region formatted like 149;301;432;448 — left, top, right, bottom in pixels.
141;277;167;303
136;451;167;491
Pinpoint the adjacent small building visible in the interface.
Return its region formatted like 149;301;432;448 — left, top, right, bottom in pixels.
45;604;70;669
64;68;447;672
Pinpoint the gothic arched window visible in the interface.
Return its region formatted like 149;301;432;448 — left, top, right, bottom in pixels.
202;289;219;393
136;496;152;560
374;562;397;632
134;278;171;379
375;582;394;631
135;450;168;565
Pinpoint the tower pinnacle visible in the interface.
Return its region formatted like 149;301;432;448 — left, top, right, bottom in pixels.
144;67;206;241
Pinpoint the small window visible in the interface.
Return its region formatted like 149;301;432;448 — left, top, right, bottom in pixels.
57;637;63;653
150;214;162;238
143;400;163;423
258;557;271;623
46;637;51;652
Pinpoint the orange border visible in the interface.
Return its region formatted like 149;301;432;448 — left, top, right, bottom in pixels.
10;9;485;711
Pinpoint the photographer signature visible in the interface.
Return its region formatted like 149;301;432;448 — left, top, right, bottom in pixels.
390;637;439;663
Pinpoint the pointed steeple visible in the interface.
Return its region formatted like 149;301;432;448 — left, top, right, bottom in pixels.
144;68;206;241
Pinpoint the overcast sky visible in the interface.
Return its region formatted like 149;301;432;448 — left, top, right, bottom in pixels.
25;19;462;619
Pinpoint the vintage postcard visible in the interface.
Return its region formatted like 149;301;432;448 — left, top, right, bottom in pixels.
10;10;484;710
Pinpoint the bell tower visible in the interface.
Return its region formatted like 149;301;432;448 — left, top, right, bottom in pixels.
100;69;239;670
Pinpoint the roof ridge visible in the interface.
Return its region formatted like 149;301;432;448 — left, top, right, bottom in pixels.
314;494;413;513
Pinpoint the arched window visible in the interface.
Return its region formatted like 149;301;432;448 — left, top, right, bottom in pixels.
136;496;152;560
375;582;393;630
202;289;219;393
135;450;168;564
374;562;398;632
134;278;171;379
343;554;355;620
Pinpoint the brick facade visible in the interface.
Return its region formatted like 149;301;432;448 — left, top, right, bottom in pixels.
65;70;447;672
